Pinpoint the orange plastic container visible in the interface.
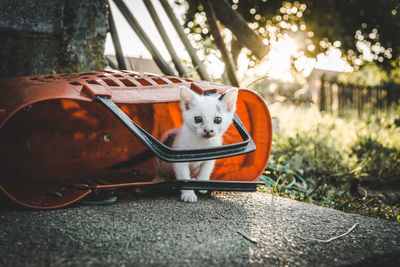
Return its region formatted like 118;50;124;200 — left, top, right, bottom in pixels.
0;70;272;209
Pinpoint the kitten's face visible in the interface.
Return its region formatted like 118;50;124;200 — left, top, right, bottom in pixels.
180;86;238;139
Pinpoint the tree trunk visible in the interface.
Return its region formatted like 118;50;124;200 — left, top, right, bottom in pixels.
0;0;108;79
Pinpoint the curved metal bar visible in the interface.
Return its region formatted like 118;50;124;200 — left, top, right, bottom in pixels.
95;96;256;162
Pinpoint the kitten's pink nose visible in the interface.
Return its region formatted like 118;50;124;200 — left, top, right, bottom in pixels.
203;129;214;135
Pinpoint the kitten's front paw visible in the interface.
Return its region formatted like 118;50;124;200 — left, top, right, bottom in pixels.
198;190;208;194
181;190;197;203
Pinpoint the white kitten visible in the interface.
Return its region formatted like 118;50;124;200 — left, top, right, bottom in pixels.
155;86;238;203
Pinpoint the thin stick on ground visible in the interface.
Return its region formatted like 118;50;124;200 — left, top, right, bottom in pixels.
236;230;258;244
308;223;359;243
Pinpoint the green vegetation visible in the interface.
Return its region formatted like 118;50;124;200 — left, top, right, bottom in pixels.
338;63;389;86
337;62;400;87
260;105;400;222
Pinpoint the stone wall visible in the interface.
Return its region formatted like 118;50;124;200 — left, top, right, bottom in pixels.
0;0;108;79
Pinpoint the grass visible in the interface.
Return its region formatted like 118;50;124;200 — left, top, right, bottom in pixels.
259;104;400;222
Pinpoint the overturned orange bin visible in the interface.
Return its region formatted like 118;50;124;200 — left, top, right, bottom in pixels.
0;70;272;209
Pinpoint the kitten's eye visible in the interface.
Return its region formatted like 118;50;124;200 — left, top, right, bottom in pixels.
194;116;203;123
214;117;222;124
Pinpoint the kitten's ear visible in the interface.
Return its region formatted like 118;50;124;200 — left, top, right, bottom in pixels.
180;86;198;110
219;88;238;112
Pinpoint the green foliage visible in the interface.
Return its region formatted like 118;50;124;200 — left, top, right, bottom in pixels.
351;136;400;188
389;67;400;85
262;105;400;221
338;63;389;86
270;131;349;184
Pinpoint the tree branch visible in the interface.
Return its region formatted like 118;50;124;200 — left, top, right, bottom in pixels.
212;0;269;60
231;36;243;66
203;0;238;86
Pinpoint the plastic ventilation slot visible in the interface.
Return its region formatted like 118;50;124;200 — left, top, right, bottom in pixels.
87;79;101;85
136;79;152;86
102;79;120;86
69;81;82;86
120;79;137;87
152;78;168;85
167;77;182;83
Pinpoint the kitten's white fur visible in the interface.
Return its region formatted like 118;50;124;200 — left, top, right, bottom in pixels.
155;86;238;203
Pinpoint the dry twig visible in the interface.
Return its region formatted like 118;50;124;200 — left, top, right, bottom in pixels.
236;230;258;244
307;223;359;243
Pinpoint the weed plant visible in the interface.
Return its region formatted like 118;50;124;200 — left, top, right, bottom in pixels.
261;104;400;222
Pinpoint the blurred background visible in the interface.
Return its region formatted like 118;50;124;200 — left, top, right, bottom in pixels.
1;0;399;221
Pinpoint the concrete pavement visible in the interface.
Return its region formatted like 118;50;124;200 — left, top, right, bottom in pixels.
1;191;400;266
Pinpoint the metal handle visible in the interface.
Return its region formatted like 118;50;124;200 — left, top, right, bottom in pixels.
95;96;256;162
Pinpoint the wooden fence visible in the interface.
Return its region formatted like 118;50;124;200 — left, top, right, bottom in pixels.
319;79;400;115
